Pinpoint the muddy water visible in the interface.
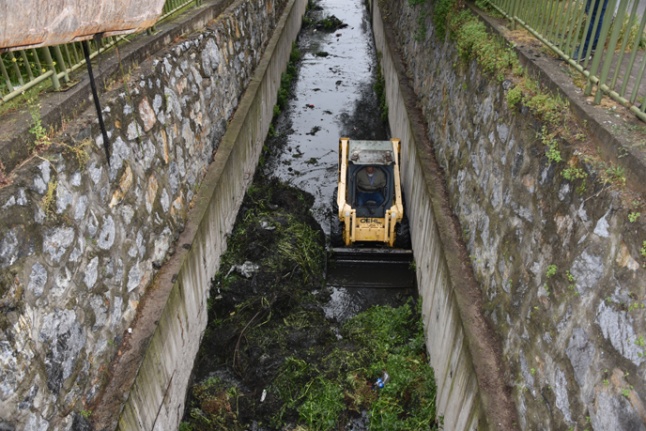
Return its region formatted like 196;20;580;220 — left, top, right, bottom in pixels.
263;0;388;234
264;0;415;322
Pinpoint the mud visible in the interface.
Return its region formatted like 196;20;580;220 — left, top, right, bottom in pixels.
181;176;420;430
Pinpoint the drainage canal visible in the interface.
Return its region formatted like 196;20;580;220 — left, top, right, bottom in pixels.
179;0;436;429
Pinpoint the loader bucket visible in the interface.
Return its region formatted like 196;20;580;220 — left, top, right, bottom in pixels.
326;247;415;289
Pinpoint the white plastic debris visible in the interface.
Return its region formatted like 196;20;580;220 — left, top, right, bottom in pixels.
226;261;260;278
260;218;276;230
260;389;267;402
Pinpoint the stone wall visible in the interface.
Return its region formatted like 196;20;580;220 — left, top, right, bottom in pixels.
372;2;488;430
0;0;291;429
373;1;517;429
383;1;646;430
114;0;306;428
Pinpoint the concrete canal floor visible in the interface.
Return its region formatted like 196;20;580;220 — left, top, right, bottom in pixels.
179;0;434;429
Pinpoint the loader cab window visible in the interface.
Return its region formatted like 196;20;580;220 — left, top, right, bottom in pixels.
356;165;386;206
348;164;393;217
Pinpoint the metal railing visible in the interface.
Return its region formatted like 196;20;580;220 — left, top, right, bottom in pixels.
482;0;646;122
0;0;200;105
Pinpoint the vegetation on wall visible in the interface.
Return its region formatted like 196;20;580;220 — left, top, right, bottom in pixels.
400;0;646;286
275;43;302;119
429;0;454;41
445;6;580;172
443;1;642;213
374;53;388;122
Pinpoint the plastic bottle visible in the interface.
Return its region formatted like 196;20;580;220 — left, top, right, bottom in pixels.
375;371;390;389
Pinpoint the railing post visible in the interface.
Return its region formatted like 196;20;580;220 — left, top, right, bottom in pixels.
509;0;520;30
20;50;34;81
626;11;646;103
591;0;623;103
41;47;61;91
31;48;43;75
52;46;70;84
0;58;15;93
8;52;24;86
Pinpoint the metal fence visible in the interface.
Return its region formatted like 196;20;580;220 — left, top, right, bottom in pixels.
0;0;200;105
482;0;646;122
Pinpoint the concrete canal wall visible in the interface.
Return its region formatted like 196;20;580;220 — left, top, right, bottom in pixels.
376;1;646;430
0;0;306;429
372;1;516;430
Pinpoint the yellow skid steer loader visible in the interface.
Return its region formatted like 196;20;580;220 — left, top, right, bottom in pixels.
328;138;413;285
331;137;410;247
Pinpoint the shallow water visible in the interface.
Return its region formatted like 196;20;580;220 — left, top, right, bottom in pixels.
264;0;416;325
265;0;389;234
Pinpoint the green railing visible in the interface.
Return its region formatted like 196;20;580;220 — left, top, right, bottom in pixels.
482;0;646;122
0;0;201;105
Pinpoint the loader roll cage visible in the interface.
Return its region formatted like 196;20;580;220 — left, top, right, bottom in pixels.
333;137;408;248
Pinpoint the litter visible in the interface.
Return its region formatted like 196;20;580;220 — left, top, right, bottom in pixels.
226;261;260;278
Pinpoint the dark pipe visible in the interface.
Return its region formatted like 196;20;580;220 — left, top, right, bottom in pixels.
82;39;111;165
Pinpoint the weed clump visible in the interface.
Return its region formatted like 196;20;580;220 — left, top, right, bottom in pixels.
314;15;347;32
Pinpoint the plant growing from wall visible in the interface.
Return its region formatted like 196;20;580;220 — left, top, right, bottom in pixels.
562;164;588;194
28;99;52;151
545;264;557;278
506;86;522;107
635;336;646;358
538;127;562;164
61;139;92;169
41;180;58;219
374;53;388;122
604;165;626;187
432;0;455;41
565;271;579;296
525;92;569;127
450;10;521;82
273;43;302;120
545;140;562;164
414;7;430;42
628;212;640;223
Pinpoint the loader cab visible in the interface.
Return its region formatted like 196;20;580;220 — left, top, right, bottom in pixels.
334;138;407;248
347;163;394;218
343;140;397;218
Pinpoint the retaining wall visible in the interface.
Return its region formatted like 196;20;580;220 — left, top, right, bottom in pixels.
372;1;517;429
0;0;305;429
380;1;646;430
